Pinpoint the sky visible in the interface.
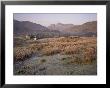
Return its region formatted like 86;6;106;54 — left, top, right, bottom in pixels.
14;13;97;27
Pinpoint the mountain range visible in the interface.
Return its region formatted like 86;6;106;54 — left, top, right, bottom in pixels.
48;21;97;35
14;20;97;38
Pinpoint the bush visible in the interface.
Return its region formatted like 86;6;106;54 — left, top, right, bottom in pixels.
42;46;61;56
14;44;38;61
61;45;79;55
14;36;97;65
40;59;46;63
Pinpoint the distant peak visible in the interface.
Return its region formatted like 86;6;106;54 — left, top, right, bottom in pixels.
83;21;97;25
57;23;63;25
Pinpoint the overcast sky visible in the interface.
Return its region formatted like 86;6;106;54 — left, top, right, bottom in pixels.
14;13;97;27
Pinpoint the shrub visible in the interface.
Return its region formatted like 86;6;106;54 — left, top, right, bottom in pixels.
42;46;61;56
61;45;79;55
14;36;97;65
14;44;38;61
40;59;46;63
82;47;96;64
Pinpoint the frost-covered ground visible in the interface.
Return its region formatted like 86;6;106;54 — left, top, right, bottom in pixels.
14;54;97;75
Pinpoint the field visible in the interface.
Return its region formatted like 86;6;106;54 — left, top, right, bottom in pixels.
14;36;97;75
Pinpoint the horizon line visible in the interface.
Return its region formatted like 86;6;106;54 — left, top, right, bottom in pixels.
13;19;97;27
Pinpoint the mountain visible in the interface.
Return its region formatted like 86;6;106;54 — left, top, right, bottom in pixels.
66;21;97;33
48;21;97;36
14;20;97;38
48;23;74;32
14;20;49;35
14;20;63;38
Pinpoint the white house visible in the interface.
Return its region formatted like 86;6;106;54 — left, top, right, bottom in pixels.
33;36;37;40
33;37;37;40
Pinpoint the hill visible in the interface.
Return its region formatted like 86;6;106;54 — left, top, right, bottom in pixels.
14;20;62;38
48;21;97;37
14;20;97;37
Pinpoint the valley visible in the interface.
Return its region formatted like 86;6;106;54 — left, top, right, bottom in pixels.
13;19;97;75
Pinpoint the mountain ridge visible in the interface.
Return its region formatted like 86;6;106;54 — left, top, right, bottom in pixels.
48;21;97;33
14;20;97;37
